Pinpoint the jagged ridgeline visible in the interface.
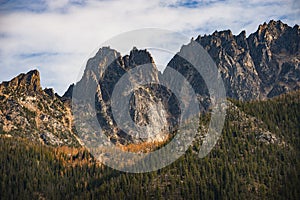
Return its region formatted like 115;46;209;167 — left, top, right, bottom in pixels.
70;20;299;147
0;20;299;150
173;20;300;100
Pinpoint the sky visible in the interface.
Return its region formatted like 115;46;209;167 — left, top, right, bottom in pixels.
0;0;299;95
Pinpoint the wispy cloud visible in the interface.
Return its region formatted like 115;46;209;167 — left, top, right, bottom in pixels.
0;0;299;94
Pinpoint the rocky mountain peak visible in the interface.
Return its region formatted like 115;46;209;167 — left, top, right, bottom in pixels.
212;29;234;40
196;29;235;49
249;20;300;54
253;20;289;45
258;20;287;33
85;46;121;79
72;47;178;145
128;47;155;67
61;83;74;102
0;69;80;147
0;69;42;95
237;30;246;37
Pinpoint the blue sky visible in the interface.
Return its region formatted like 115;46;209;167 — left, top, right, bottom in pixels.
0;0;299;94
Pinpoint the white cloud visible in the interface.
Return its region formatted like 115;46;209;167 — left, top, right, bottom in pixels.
0;0;299;94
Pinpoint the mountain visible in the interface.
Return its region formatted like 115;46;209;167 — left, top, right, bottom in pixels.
169;20;300;100
0;19;299;199
72;47;180;145
69;20;299;146
0;20;299;148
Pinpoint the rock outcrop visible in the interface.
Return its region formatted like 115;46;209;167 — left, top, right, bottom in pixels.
0;70;42;95
0;70;80;146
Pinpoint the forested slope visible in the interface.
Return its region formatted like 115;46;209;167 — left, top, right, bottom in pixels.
1;91;299;199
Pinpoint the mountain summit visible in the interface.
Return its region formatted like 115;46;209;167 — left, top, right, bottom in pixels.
0;70;42;95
